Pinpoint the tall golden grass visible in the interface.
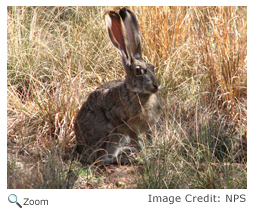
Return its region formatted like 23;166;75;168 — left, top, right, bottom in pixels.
7;6;246;189
133;6;247;120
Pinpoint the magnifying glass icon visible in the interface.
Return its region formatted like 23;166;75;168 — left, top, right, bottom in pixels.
8;194;22;208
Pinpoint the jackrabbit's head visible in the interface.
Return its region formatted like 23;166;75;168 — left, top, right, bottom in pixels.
105;8;160;94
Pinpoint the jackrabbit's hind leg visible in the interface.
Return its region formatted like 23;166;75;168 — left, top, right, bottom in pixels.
94;134;123;165
119;146;139;164
108;146;138;165
95;146;131;165
100;134;139;165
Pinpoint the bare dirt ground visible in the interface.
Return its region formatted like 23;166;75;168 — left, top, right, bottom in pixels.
73;165;141;189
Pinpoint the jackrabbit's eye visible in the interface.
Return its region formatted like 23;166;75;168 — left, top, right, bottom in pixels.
135;66;142;75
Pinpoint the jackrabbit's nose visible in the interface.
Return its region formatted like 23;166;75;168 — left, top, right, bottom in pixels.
153;84;161;92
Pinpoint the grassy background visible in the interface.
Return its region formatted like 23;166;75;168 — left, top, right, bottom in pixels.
7;6;247;189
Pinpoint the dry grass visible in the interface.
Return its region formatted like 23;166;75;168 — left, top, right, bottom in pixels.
7;6;247;189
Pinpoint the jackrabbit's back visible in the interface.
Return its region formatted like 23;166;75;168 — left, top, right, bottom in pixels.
75;78;161;146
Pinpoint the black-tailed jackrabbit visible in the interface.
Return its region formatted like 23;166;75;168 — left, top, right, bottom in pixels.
74;7;162;164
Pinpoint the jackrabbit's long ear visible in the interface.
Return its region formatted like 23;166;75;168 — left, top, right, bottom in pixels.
119;8;142;59
105;11;131;66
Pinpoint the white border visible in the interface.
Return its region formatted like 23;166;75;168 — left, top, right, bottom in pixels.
3;1;252;209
